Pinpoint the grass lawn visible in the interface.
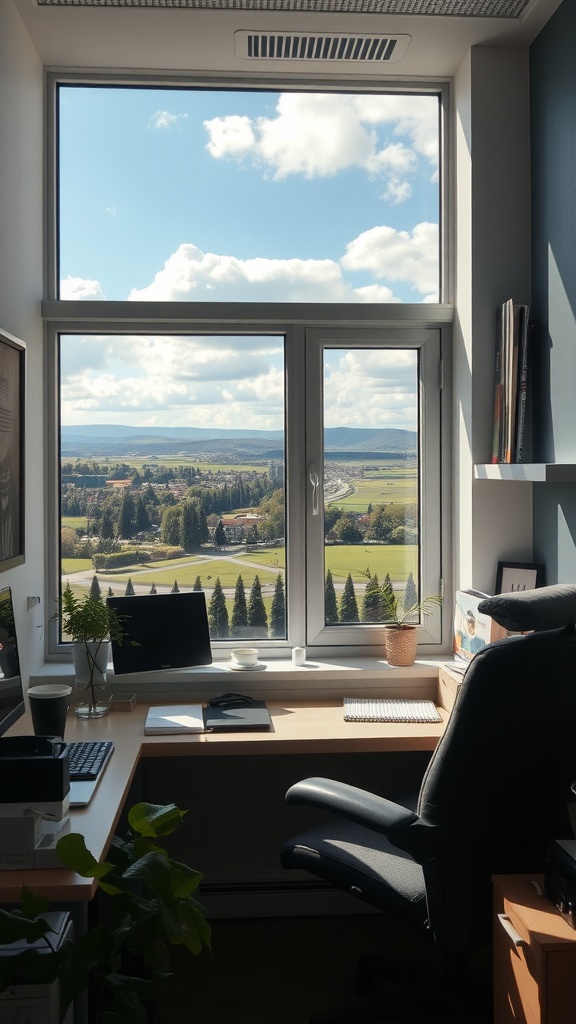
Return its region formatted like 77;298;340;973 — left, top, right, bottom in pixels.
63;517;88;532
96;558;280;591
325;545;418;584
62;558;94;575
331;476;417;513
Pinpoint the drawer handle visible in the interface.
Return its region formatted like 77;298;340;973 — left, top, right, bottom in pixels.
498;913;526;947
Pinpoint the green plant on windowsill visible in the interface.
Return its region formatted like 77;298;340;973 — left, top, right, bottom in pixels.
52;582;136;715
0;802;211;1024
361;570;442;627
360;570;442;666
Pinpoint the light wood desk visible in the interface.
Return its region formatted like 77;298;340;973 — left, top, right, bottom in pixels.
0;682;457;904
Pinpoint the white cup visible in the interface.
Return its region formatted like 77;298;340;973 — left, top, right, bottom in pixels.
292;646;306;667
231;648;259;668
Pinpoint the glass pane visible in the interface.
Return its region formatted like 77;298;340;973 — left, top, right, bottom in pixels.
59;334;286;642
323;347;419;626
58;86;439;303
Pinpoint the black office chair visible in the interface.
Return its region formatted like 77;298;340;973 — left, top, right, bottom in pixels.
281;585;576;1024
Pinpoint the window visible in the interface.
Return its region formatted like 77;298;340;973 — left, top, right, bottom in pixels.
46;76;451;658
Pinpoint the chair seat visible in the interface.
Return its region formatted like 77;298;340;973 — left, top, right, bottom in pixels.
281;817;427;923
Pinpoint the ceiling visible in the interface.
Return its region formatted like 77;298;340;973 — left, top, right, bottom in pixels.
13;0;562;77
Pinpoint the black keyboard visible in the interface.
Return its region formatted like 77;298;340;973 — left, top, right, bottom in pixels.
67;740;114;781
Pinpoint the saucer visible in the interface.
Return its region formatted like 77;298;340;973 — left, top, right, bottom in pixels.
228;660;266;671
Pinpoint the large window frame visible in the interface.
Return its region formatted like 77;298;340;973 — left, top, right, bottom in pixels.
44;72;453;662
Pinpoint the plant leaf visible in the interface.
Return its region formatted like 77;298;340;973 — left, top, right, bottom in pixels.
128;802;187;838
56;833;115;881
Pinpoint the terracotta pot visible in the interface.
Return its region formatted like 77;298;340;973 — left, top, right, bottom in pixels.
384;625;417;667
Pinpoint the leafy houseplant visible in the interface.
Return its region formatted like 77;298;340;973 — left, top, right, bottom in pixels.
363;573;442;667
0;802;211;1024
54;582;134;717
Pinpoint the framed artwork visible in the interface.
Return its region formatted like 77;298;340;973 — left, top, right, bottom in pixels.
0;329;25;571
495;561;545;595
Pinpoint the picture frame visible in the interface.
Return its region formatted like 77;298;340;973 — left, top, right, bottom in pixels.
0;329;25;572
495;561;545;595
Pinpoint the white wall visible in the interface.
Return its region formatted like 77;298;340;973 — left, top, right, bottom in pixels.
0;1;46;683
453;46;534;594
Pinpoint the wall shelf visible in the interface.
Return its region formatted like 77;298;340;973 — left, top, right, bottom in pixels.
474;464;576;482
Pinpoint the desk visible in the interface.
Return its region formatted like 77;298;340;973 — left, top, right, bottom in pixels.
0;686;455;904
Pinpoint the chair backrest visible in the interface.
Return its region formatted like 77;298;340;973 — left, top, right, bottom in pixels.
415;585;576;951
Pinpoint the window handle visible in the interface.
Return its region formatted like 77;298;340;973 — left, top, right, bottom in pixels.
309;465;320;516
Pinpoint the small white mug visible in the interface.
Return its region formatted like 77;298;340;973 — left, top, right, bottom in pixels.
292;646;306;667
231;648;259;668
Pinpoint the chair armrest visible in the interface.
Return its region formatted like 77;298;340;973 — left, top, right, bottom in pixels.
285;776;417;836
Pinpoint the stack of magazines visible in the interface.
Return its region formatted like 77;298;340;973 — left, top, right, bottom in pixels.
491;298;530;463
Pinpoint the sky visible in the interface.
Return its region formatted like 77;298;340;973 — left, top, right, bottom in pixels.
58;85;430;431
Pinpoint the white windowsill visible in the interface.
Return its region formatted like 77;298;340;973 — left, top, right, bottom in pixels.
29;656;452;703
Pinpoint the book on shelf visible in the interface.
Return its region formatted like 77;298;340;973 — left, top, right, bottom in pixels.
491;299;530;464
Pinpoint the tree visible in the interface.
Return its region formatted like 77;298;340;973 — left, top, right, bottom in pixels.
339;574;359;623
404;572;418;610
180;500;198;552
362;573;385;622
133;495;151;534
270;574;286;638
89;576;102;602
161;505;181;546
214;519;226;549
231;575;249;638
248;575;268;638
208;578;229;639
118;488;135;540
100;508;115;541
150;583;157;594
332;515;362;544
125;578;135;596
324;569;338;624
171;580;180;593
193;576;203;591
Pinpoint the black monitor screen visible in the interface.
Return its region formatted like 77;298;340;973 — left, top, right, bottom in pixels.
107;592;212;675
0;586;24;737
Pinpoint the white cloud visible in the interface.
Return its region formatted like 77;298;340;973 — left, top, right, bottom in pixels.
323;349;418;429
204;114;256;157
383;179;412;204
60;276;106;300
203;92;437;199
148;110;188;130
341;222;438;298
128;240;412;303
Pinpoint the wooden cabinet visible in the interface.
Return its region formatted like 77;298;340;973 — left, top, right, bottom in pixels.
493;874;576;1024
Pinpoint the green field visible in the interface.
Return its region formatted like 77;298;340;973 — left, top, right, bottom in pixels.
329;476;417;513
63;517;88;532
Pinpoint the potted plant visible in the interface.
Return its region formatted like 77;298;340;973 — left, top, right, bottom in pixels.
0;801;211;1024
54;582;133;717
381;584;442;666
361;573;441;667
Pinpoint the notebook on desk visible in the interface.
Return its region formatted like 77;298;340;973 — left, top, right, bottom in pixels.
144;705;205;735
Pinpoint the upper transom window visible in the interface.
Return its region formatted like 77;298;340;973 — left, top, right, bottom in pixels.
58;85;440;304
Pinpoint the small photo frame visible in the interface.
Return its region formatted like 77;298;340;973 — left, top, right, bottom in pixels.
0;329;25;572
495;561;545;595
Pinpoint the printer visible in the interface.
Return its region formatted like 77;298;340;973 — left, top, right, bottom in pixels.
0;736;71;870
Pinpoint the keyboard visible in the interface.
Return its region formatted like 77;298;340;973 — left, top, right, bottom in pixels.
67;740;114;781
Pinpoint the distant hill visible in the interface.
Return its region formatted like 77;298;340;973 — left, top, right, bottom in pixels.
61;424;416;459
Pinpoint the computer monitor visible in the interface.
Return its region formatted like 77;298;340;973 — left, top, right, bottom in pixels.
107;591;212;675
0;586;24;737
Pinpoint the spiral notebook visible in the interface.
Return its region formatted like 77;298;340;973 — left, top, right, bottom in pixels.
343;698;442;723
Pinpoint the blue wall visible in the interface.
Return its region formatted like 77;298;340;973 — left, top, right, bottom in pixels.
530;0;576;582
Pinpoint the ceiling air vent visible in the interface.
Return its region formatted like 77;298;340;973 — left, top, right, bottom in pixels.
234;31;411;63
